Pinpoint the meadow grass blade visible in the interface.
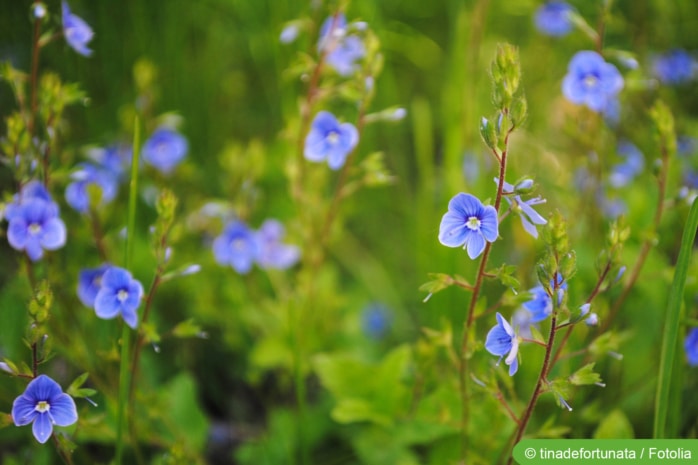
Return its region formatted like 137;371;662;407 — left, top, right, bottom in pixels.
654;197;698;438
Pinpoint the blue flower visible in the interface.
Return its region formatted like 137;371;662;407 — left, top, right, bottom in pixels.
685;328;698;366
496;178;547;238
562;51;624;113
523;275;567;322
213;220;258;274
7;183;66;261
609;141;644;188
318;14;366;76
534;1;574;37
87;144;132;179
142;128;188;174
255;219;300;270
485;312;519;376
65;163;119;213
280;24;300;44
438;193;498;259
62;1;94;57
12;375;78;444
652;49;696;85
304;111;359;170
94;267;143;329
361;303;391;339
77;264;111;308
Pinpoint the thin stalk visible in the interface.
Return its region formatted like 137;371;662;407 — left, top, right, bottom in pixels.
602;141;669;333
506;309;560;465
115;117;141;465
458;124;513;460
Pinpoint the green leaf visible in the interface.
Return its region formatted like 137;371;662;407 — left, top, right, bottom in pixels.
569;363;603;386
171;319;206;339
594;409;634;439
67;372;90;398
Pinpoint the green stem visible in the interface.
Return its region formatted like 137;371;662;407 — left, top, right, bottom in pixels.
654;198;698;438
115;117;141;464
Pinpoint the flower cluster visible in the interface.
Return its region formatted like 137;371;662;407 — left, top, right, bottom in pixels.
438;193;498;259
12;375;78;444
62;1;94;57
534;1;574;37
78;265;144;329
6;181;67;261
142;127;189;175
562;51;624;114
318;13;365;76
304;111;359;170
213;219;300;274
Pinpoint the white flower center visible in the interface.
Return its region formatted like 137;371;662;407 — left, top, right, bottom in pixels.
28;223;42;235
326;131;340;145
465;216;481;231
231;238;246;252
35;400;50;413
583;74;598;88
117;289;129;302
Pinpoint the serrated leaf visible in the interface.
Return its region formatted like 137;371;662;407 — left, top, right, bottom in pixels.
419;273;454;295
569;363;603;386
141;321;161;344
172;319;206;339
67;372;89;397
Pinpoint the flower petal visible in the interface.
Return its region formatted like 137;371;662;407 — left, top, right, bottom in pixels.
39;218;67;250
465;231;485;259
12;395;38;426
479;206;499;242
49;393;78;427
32;412;53;443
94;291;121;319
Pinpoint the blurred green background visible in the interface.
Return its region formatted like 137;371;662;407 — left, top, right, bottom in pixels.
2;0;698;464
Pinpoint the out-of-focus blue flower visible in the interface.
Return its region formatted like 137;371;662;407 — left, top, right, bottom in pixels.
77;264;111;308
7;182;66;261
439;193;498;259
33;3;47;19
523;275;567;322
94;267;143;329
318;13;365;76
609;141;644;188
361;303;391;339
677;136;697;157
652;49;696;85
304;111;358;170
601;97;621;126
562;51;624;113
534;1;574;37
496;178;547;238
280;24;300;44
213;220;258;274
596;189;627;219
62;1;94;57
87;144;132;178
512;308;534;339
255;219;300;270
65;163;119;213
142;128;188;174
685;328;698;366
12;375;78;444
485;312;519;376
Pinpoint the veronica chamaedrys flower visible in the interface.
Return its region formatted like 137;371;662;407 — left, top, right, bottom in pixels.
213;220;258;274
142;127;189;174
361;303;391;339
608;141;644;188
438;193;498;259
485;312;519;376
77;264;111;308
534;1;574;37
685;328;698;366
7;183;66;262
12;375;78;444
652;49;696;85
65;163;119;213
318;14;365;76
255;219;300;270
94;267;143;329
562;51;624;113
304;111;358;170
523;275;567;322
495;178;547;238
62;1;94;57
